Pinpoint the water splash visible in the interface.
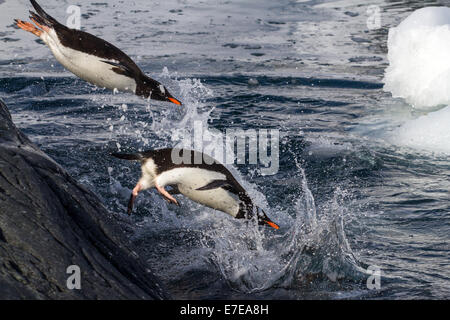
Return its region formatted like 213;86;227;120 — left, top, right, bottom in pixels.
151;68;214;146
105;69;366;296
200;159;366;294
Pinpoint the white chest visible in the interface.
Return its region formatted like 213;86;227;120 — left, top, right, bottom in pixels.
42;30;137;93
156;167;241;217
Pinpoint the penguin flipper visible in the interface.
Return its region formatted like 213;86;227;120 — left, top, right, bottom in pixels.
101;60;135;77
196;180;231;191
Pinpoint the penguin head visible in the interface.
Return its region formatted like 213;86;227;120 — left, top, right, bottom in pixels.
238;203;280;230
140;76;182;106
257;207;280;230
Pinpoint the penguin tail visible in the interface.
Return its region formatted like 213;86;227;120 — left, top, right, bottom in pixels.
111;152;144;161
29;0;59;28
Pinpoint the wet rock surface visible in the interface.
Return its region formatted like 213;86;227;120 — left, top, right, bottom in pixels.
0;99;169;300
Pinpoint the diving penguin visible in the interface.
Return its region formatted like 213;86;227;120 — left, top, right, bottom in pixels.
14;0;182;105
112;148;280;229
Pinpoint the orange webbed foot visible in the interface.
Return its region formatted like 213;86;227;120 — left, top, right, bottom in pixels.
155;183;179;206
30;17;50;33
14;19;42;37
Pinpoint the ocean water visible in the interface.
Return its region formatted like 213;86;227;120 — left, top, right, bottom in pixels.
0;0;449;299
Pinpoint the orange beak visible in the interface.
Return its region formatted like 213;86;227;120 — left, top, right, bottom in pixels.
168;97;182;106
265;220;280;230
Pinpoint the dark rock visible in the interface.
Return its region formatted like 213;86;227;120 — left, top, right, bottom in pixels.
0;99;169;300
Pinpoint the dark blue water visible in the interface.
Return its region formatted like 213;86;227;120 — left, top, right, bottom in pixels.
0;0;449;299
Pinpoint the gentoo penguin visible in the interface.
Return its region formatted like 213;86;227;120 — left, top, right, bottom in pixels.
112;148;280;229
14;0;182;105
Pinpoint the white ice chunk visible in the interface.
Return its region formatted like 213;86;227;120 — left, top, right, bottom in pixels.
383;7;450;109
391;106;450;153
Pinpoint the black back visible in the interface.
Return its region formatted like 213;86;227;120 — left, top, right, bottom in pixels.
55;24;145;79
31;0;141;74
29;0;183;103
30;0;172;99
